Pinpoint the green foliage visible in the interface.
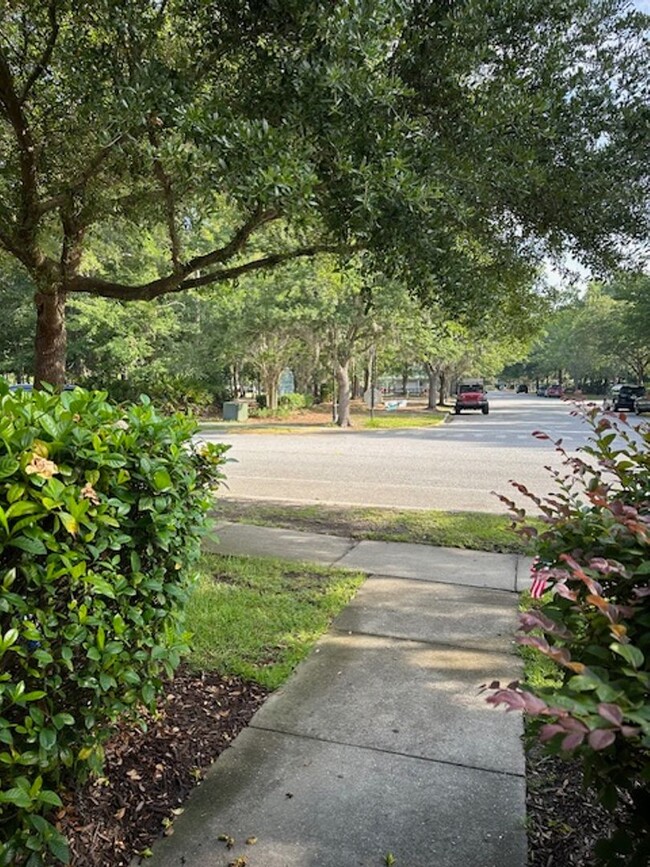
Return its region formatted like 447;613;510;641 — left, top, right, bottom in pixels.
0;383;229;865
66;292;224;411
509;274;650;389
2;1;649;386
490;406;650;864
106;376;215;415
278;393;312;410
0;256;35;379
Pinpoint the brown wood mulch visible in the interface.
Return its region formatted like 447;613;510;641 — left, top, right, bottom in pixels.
55;667;268;867
53;670;630;866
526;744;627;867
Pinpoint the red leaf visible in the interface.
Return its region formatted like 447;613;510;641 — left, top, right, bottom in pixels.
562;717;588;733
540;723;564;743
520;692;550;716
554;583;578;602
486;690;525;712
597;704;623;726
561;731;585;751
620;726;641;738
517;635;550;653
588;729;616;751
588;558;620;575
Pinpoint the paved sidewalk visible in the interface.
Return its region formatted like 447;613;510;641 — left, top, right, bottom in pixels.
147;524;528;867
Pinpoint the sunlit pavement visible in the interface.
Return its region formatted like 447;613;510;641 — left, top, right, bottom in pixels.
200;393;638;514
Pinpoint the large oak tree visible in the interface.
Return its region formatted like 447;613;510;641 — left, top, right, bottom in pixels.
0;0;647;386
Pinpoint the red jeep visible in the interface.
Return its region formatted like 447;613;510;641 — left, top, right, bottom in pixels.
455;382;489;415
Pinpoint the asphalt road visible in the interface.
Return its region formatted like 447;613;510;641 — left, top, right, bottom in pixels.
199;393;608;514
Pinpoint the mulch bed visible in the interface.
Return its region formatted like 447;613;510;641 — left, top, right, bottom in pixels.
56;667;268;866
526;744;624;866
54;669;628;866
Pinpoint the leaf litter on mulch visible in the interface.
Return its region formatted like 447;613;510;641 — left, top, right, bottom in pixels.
56;667;268;866
526;743;630;867
53;669;632;866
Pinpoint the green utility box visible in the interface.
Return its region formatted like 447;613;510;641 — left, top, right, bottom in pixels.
222;401;249;421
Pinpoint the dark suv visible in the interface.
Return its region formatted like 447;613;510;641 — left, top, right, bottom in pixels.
603;384;645;412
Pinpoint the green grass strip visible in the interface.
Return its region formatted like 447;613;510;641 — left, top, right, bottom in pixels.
518;590;563;691
186;553;365;689
213;500;538;554
362;412;447;429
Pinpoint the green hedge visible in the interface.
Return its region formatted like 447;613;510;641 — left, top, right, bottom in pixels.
0;384;228;865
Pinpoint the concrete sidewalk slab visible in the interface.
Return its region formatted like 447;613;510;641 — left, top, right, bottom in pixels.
147;727;527;867
154;524;528;867
516;555;535;592
204;522;355;564
334;576;519;651
337;540;519;591
251;632;523;775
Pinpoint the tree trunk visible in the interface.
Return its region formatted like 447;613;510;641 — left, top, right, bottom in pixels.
363;364;370;395
401;366;409;396
336;360;352;427
264;376;279;410
439;371;446;406
312;374;321;402
34;290;67;388
425;363;438;409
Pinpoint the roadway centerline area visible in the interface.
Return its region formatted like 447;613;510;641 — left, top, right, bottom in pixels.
205;395;594;512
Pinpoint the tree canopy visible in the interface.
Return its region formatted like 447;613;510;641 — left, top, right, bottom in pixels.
0;0;648;384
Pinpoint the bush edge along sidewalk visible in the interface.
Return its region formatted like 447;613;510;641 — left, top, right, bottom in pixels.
144;523;531;867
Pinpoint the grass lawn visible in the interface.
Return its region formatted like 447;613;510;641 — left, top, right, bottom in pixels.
186;553;365;689
198;400;449;432
213;498;539;554
361;411;446;429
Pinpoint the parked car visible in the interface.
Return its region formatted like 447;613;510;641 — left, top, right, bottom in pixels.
546;384;563;398
455;382;489;415
603;383;645;412
536;386;547;397
633;392;650;415
516;383;528;393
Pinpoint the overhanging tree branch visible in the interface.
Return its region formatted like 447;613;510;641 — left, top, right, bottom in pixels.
182;244;354;289
184;206;280;274
68;241;358;301
19;1;60;105
37;130;136;215
0;44;40;255
147;117;182;269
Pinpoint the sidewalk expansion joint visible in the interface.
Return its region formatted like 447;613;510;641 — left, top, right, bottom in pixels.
329;625;519;657
353;573;520;595
248;722;525;780
330;539;361;566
